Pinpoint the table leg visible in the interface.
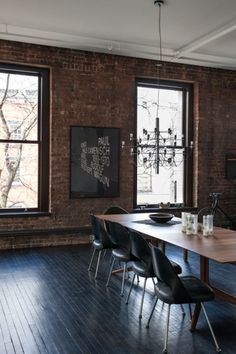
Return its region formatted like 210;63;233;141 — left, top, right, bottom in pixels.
190;256;209;330
210;286;236;304
200;255;209;282
161;241;166;253
183;249;188;261
190;303;201;331
112;266;132;275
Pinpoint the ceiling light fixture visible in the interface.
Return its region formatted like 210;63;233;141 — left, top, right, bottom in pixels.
122;0;193;173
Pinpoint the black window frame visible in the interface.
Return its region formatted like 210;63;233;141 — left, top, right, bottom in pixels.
0;62;49;215
134;78;193;208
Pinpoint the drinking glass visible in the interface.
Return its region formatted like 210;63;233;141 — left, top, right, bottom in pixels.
192;214;198;235
207;214;214;235
181;212;187;232
186;213;193;235
203;215;209;236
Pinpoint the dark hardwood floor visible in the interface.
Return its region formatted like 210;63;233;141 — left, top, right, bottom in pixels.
0;243;235;354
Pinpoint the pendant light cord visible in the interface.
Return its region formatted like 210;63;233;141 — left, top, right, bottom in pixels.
156;1;163;120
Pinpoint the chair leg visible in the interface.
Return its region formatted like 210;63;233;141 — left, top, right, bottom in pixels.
139;278;147;319
106;257;115;287
103;249;107;258
88;247;96;271
188;303;192;320
126;273;136;304
163;304;171;354
152;277;157;294
109;252;113;265
201;303;221;352
180;304;186;316
146;296;158;328
94;250;102;280
120;262;127;296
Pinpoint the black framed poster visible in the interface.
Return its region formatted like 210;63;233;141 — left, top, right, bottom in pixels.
70;126;120;198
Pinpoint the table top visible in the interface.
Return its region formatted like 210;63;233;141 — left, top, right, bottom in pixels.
96;213;236;264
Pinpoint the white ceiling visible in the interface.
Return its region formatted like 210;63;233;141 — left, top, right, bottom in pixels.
0;0;236;69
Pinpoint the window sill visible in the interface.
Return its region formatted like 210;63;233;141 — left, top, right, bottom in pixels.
132;206;197;213
0;211;51;218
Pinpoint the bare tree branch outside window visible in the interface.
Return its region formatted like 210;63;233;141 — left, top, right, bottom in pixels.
0;72;38;209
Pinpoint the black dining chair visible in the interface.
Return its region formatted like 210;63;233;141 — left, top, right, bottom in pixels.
103;205;129;215
146;245;221;353
106;221;133;296
126;229;182;319
103;206;129;262
88;214;115;280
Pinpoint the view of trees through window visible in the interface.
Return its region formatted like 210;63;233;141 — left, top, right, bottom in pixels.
136;81;191;207
0;71;39;209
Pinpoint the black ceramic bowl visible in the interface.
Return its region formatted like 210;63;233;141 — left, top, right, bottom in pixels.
149;213;174;223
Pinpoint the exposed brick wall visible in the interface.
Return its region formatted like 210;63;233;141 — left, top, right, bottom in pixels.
0;39;236;248
0;229;90;250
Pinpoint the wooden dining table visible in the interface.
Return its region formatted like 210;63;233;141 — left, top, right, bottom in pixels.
96;212;236;329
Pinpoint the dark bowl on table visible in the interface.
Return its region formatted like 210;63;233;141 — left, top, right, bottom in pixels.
149;213;174;223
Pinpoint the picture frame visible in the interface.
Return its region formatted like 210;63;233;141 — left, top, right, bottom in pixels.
70;126;120;198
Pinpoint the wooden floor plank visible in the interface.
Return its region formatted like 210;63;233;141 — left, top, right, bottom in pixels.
0;244;235;353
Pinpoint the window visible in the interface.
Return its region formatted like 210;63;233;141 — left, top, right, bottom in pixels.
135;79;193;207
0;63;49;213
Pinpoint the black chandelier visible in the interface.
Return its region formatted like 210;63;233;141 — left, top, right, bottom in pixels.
122;0;193;173
126;117;193;174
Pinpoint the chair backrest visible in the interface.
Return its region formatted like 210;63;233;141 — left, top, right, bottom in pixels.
151;245;191;303
129;229;153;271
103;205;129;215
106;221;130;250
90;214;113;248
90;214;100;241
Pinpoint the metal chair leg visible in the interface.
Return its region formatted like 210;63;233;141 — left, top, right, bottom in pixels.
201;303;221;352
139;278;147;319
152;277;157;294
109;252;113;265
126;273;136;304
163;304;171;354
88;248;96;271
120;262;127;296
188;303;192;320
146;296;158;328
106;257;115;287
180;304;186;316
94;250;102;280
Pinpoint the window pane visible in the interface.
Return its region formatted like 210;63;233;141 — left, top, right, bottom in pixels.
0;72;38;141
137;86;184;205
0;143;38;209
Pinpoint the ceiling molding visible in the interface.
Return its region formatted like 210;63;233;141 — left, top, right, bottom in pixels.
174;19;236;59
0;23;236;70
0;23;7;32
